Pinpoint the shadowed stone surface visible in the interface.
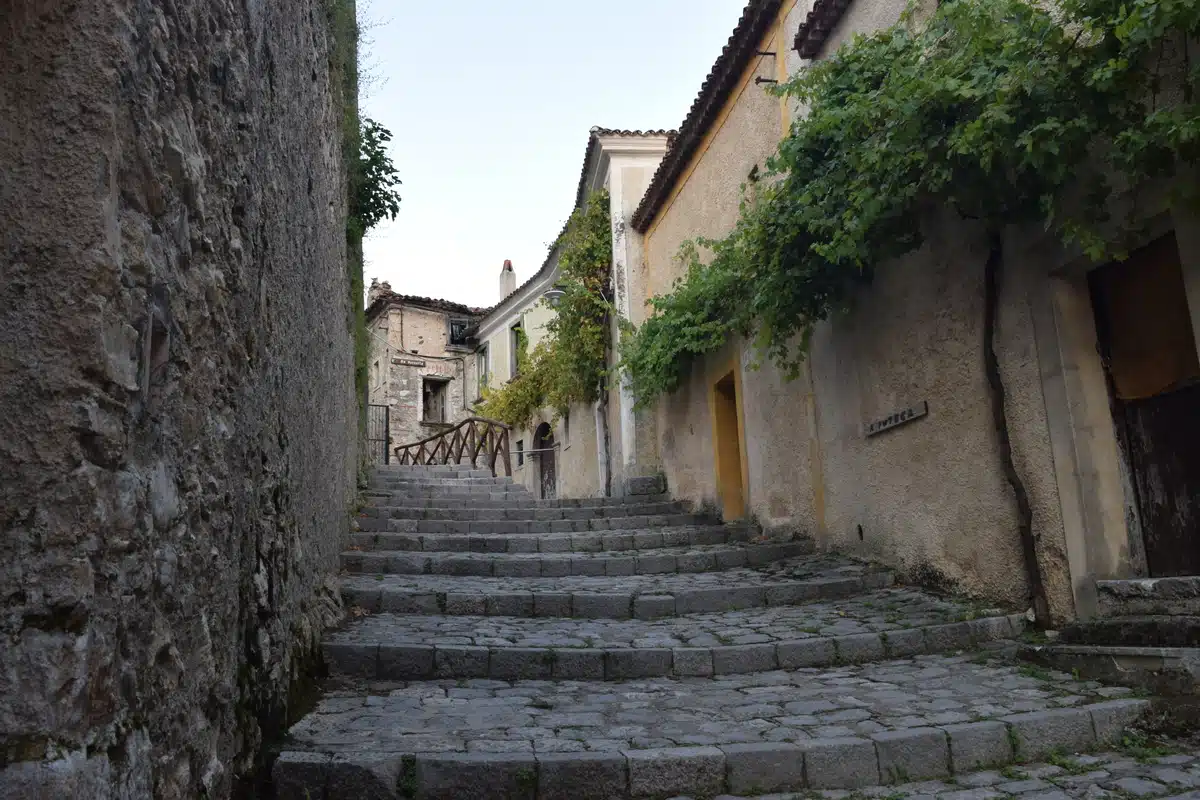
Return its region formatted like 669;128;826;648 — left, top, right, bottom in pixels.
0;1;356;795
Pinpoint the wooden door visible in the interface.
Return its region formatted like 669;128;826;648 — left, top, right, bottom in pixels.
1090;233;1200;577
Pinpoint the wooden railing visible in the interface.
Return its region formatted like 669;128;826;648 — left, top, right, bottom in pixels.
393;416;513;476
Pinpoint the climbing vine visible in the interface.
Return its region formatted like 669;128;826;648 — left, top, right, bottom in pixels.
619;0;1200;407
478;190;614;427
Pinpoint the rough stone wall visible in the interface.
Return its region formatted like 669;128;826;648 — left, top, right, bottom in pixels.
0;1;356;797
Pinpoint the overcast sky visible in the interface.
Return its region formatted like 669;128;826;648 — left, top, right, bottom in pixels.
358;1;748;309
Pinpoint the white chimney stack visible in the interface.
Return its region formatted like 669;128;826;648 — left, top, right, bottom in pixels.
499;259;516;301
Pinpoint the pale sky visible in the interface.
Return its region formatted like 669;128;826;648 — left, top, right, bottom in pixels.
359;1;749;310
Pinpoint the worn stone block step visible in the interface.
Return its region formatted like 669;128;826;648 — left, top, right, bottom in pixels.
360;493;675;511
1058;615;1200;648
341;541;812;578
323;614;1026;680
275;657;1151;799
366;484;535;497
1020;642;1200;696
1096;577;1200;619
348;525;756;554
373;466;495;477
371;476;517;487
341;562;894;619
361;501;688;520
355;513;710;535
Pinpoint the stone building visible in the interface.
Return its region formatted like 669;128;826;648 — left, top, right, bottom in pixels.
609;0;1200;623
364;281;485;461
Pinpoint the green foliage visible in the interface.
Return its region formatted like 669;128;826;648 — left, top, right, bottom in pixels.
478;190;614;427
620;0;1200;404
477;328;553;428
349;118;402;238
544;188;616;407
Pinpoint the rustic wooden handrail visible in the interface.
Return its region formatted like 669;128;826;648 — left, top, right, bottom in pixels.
392;416;513;476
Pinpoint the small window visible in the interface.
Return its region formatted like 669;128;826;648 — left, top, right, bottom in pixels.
563;410;570;443
477;345;490;397
448;318;470;348
515;440;524;466
510;321;524;377
422;377;450;423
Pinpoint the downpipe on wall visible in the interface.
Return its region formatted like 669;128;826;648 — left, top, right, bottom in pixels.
983;228;1051;627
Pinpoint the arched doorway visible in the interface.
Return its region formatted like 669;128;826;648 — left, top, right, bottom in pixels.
533;421;556;500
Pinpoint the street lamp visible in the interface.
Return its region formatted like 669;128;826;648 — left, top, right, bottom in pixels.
542;286;566;307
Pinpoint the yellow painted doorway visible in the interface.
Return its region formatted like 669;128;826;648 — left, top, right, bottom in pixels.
711;371;746;520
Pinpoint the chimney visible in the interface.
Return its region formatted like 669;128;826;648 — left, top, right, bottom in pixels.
499;259;516;301
367;278;392;306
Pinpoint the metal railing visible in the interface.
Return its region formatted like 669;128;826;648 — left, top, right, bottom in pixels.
393;416;513;476
367;404;390;465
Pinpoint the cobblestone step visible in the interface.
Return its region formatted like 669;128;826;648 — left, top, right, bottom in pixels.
634;749;1200;800
341;556;894;619
274;655;1151;799
322;592;1025;680
367;485;537;498
341;541;813;578
362;493;674;509
353;513;715;534
374;465;495;477
362;501;688;519
355;513;710;535
348;525;756;553
373;477;518;488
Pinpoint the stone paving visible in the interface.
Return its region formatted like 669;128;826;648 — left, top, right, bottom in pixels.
340;540;813;577
289;655;1140;756
275;466;1165;800
667;749;1200;800
328;588;1004;649
342;553;886;595
348;523;752;552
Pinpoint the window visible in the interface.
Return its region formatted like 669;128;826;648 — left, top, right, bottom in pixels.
515;440;524;466
422;377;450;424
563;409;570;443
510;320;524;377
477;345;489;398
448;318;470;348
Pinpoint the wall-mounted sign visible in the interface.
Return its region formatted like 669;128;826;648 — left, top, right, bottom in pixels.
393;357;426;368
865;401;928;437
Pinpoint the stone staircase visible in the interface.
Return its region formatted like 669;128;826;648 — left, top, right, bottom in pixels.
273;465;1153;799
1021;576;1200;696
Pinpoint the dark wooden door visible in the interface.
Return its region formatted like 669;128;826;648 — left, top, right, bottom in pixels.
1117;383;1200;576
1090;233;1200;577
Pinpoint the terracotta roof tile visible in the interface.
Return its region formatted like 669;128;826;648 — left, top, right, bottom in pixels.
574;127;675;209
366;292;486;322
631;0;783;232
793;0;853;58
